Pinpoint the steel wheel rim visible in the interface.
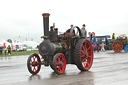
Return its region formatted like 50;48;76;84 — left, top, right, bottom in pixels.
30;55;41;74
112;41;123;52
56;54;66;74
81;40;93;70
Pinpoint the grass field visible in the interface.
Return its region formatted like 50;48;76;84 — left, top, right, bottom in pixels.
0;50;39;57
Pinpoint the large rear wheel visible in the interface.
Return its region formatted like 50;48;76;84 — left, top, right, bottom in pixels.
74;39;93;71
112;41;123;52
53;53;66;75
27;53;41;75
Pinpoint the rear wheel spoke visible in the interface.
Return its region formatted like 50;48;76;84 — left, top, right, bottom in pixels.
82;45;86;52
86;47;91;51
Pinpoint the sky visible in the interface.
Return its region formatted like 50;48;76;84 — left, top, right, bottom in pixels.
0;0;128;43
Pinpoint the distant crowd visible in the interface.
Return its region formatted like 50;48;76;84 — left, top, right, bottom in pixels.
92;33;117;52
0;45;11;55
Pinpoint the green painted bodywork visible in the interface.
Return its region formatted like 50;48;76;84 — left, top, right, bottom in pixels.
115;39;128;45
53;34;71;54
42;34;71;66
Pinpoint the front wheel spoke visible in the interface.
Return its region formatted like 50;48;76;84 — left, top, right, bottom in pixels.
33;57;35;61
32;66;35;71
35;58;37;61
33;66;36;71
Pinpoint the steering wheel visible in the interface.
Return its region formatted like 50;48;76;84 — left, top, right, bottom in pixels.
69;26;82;46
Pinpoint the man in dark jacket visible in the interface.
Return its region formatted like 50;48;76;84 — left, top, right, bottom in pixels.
66;24;73;33
7;45;11;55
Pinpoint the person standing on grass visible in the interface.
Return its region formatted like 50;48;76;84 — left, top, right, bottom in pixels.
7;45;11;55
4;46;7;55
0;46;3;55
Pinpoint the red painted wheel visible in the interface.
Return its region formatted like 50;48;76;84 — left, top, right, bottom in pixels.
27;53;41;75
112;41;123;52
74;39;93;71
53;53;66;75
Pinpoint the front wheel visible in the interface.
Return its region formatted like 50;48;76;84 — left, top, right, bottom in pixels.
27;53;41;75
52;53;66;75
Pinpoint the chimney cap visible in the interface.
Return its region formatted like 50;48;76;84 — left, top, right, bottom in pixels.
42;13;50;17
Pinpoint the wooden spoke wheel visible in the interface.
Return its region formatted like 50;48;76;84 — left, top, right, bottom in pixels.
53;53;66;75
27;53;41;75
112;41;123;52
74;39;93;71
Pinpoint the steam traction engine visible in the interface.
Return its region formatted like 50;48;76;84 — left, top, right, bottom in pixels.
27;13;93;75
112;34;128;52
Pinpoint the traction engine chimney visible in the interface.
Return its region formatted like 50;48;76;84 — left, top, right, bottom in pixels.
42;13;50;36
